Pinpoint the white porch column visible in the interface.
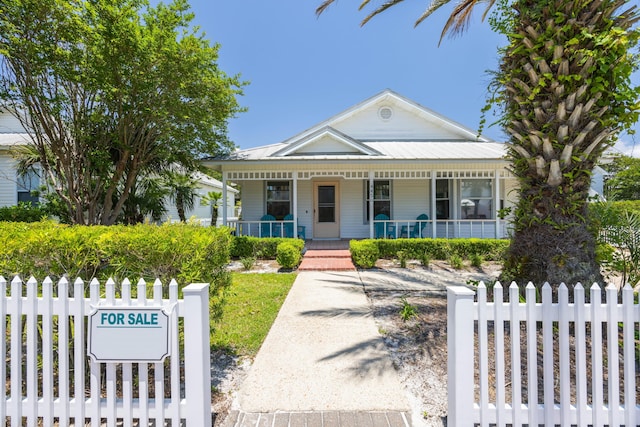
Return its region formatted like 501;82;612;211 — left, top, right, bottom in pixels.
222;172;228;227
431;173;437;238
292;172;298;232
369;173;374;239
494;169;501;239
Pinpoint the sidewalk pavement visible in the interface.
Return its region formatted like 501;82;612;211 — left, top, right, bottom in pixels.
222;271;414;427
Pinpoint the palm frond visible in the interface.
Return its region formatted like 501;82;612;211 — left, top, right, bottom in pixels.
415;0;455;27
433;0;495;43
362;0;406;26
316;0;338;16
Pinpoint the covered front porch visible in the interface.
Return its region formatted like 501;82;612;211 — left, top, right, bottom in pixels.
217;167;515;240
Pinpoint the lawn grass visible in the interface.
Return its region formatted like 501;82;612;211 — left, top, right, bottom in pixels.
211;272;296;356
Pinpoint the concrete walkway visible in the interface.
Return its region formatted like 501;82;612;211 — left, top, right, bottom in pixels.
222;271;412;427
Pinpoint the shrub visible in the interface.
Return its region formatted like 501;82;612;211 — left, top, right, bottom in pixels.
470;253;484;268
397;250;407;268
350;240;379;268
448;254;464;270
0;203;49;222
420;252;431;267
240;256;256;270
276;242;302;269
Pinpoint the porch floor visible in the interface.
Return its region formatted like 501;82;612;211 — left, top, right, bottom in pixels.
298;240;355;271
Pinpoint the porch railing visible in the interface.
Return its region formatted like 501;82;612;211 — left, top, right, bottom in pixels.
227;220;305;239
374;219;510;239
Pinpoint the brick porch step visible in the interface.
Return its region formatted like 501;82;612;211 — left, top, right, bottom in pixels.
298;249;356;271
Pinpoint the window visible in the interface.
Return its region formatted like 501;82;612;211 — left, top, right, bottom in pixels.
365;180;391;221
17;170;39;205
266;181;290;219
435;179;450;219
460;179;492;219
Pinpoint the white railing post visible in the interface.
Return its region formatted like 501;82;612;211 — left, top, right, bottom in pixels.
183;283;211;427
447;286;475;427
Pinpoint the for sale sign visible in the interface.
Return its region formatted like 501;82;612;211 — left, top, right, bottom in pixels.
88;306;171;363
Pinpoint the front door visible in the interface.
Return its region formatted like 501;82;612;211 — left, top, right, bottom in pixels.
313;181;340;239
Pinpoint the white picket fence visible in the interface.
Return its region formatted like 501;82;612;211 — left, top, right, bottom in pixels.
1;275;211;427
448;282;640;427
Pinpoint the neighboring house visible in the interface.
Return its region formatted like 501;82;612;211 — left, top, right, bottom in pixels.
0;111;39;206
0;110;237;224
203;89;519;240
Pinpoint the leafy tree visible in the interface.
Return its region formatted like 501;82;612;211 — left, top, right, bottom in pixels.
603;154;640;200
317;0;640;288
0;0;244;225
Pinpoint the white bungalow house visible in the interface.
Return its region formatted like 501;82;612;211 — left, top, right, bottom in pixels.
0;110;237;223
204;89;520;240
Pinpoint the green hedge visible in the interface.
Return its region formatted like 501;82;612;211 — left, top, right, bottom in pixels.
0;221;232;292
357;238;508;264
230;236;304;259
0;203;49;222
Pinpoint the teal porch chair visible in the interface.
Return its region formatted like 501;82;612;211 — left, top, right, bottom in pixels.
374;213;395;239
260;214;276;237
409;213;429;238
283;214;306;239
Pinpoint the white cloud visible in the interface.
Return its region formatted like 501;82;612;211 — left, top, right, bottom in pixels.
612;136;639;157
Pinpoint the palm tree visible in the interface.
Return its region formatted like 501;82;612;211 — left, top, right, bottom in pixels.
317;0;640;288
164;171;199;223
201;191;222;226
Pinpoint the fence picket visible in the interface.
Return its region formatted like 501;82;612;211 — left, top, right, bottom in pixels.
26;277;37;426
477;283;489;425
136;279;150;427
622;284;636;427
574;284;587;426
73;278;86;426
590;284;604;426
169;279;181;426
121;278;134;427
558;284;570;426
10;276;22;427
493;283;505;427
541;283;554;425
58;277;71;427
525;283;538;427
606;284;620;427
508;282;521;426
89;278;101;425
42;278;54;427
153;279;165;425
105;278;117;427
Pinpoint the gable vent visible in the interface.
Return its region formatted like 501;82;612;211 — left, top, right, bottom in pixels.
378;106;393;121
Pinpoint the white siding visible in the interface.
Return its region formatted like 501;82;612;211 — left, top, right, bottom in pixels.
240;180;264;221
296;180;313;234
391;179;430;222
339;179;368;239
0;154;17;207
0;112;26;133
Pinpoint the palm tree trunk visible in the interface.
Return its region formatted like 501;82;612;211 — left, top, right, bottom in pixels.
499;0;637;288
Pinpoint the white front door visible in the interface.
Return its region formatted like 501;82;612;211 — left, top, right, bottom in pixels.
313;181;340;239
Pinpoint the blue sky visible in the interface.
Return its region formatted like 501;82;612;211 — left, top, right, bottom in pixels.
191;0;639;156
